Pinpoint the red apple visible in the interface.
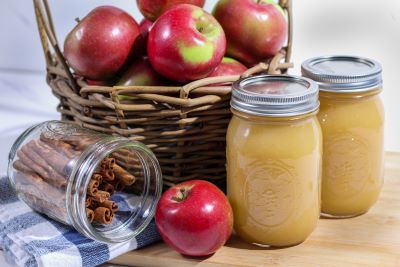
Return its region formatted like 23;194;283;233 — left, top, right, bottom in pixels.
208;57;247;77
155;180;233;256
213;0;287;66
137;0;205;21
86;79;112;86
135;18;153;55
139;18;153;45
64;6;141;80
148;4;226;82
117;57;165;87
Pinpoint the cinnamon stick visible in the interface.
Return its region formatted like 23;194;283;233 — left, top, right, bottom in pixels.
91;173;103;183
86;208;94;223
40;133;77;158
63;136;95;151
102;168;115;181
110;179;125;192
13;160;43;184
112;149;140;162
17;148;66;189
90;190;110;203
97;199;118;213
101;157;115;170
112;154;140;169
85;196;92;208
99;182;115;195
87;180;99;195
28;140;69;175
93;207;113;224
88;196;98;210
114;164;136;186
13;162;64;201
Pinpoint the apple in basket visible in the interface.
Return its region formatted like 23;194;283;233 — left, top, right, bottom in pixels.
155;180;233;256
206;57;247;86
86;79;112;86
148;4;226;82
137;0;206;21
139;18;153;46
117;56;166;87
212;0;288;66
64;6;141;80
116;57;169;100
207;57;247;78
135;18;154;56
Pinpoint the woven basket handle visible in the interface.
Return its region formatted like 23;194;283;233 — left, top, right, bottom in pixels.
33;0;79;92
280;0;293;63
180;53;294;101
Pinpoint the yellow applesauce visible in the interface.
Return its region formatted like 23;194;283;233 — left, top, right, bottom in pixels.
302;55;384;217
318;91;384;216
227;75;322;247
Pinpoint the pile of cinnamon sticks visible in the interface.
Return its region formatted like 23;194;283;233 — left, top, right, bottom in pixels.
12;132;137;226
85;157;136;224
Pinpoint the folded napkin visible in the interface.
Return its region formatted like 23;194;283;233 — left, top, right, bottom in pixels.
0;176;161;267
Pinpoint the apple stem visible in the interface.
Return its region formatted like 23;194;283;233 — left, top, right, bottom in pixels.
171;187;189;202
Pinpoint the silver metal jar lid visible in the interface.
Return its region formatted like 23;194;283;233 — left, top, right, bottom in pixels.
231;75;319;117
301;55;382;92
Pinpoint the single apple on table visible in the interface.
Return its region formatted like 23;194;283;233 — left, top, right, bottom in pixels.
137;0;205;21
148;4;226;82
64;6;141;80
213;0;287;66
155;180;233;256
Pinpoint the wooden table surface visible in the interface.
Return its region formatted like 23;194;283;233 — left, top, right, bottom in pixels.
110;152;400;267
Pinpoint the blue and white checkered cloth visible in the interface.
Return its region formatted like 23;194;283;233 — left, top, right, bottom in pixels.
0;176;161;267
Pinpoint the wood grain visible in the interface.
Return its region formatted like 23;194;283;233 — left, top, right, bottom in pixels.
109;152;400;267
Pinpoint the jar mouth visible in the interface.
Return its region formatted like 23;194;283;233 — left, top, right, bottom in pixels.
67;138;162;243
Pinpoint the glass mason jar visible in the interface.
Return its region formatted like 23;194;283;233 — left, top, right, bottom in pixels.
7;121;162;243
227;75;322;247
302;55;384;218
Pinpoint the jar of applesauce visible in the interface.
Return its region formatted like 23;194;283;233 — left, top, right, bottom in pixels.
227;75;322;247
302;56;384;218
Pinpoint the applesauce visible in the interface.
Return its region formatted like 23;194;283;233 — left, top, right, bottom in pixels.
227;75;322;247
302;56;384;217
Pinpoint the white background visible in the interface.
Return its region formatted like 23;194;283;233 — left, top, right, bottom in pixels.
0;1;399;266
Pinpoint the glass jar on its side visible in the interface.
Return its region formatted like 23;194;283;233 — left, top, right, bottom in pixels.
302;55;384;218
227;75;322;247
7;121;162;243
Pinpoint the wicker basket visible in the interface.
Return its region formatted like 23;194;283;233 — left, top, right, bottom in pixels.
33;0;293;187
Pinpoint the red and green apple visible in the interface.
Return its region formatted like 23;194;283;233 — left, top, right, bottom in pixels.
148;4;226;82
